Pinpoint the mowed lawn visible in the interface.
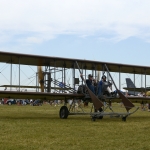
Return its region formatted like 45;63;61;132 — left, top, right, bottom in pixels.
0;103;150;150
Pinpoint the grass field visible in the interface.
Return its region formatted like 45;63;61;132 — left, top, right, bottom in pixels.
0;103;150;150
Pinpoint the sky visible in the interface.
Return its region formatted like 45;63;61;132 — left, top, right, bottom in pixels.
0;0;150;90
0;0;150;66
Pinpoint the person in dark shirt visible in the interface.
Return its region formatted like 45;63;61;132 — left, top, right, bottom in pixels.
80;74;96;94
86;74;96;94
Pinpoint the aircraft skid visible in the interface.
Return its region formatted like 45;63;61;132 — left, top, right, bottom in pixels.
59;100;139;122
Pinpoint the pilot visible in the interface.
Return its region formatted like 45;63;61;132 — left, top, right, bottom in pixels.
98;75;114;97
86;74;96;94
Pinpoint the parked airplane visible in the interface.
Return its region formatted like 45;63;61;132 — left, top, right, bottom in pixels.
125;78;140;96
124;78;150;96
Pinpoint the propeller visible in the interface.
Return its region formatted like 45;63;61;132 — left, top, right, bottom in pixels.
38;65;44;92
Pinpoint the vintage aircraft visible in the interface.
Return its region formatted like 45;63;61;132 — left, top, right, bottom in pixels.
123;78;150;96
0;51;150;121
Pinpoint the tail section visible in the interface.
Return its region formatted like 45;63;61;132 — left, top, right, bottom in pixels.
126;78;136;88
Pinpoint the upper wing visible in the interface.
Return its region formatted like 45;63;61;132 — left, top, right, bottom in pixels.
1;51;150;74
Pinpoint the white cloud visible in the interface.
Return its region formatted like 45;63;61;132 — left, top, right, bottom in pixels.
0;0;150;44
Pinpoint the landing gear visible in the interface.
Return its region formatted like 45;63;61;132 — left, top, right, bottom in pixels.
59;106;69;119
91;117;96;121
91;108;104;121
94;108;103;120
122;116;126;122
98;108;103;119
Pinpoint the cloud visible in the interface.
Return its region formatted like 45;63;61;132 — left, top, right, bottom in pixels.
0;0;150;45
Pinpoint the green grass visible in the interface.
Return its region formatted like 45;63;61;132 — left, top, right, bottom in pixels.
0;103;150;150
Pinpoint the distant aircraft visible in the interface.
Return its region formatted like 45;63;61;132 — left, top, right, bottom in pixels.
124;78;150;96
125;78;140;96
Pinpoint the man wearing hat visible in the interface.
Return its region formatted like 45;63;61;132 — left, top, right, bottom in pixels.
86;74;96;94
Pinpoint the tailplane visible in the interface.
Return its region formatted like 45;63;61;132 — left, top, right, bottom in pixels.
126;78;136;88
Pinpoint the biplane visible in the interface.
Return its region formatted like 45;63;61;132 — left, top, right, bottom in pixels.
0;51;150;121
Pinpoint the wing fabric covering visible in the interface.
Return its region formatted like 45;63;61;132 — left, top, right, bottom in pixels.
117;90;135;112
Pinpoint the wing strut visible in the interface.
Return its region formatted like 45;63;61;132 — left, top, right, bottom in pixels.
75;61;103;110
104;64;134;112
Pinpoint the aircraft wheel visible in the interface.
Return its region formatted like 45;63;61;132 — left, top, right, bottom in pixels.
98;116;103;119
92;117;96;121
59;106;69;119
122;117;126;122
99;108;103;119
98;108;103;119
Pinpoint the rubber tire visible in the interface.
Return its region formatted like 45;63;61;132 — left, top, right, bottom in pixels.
59;106;69;119
122;117;126;122
95;108;103;119
92;117;96;121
